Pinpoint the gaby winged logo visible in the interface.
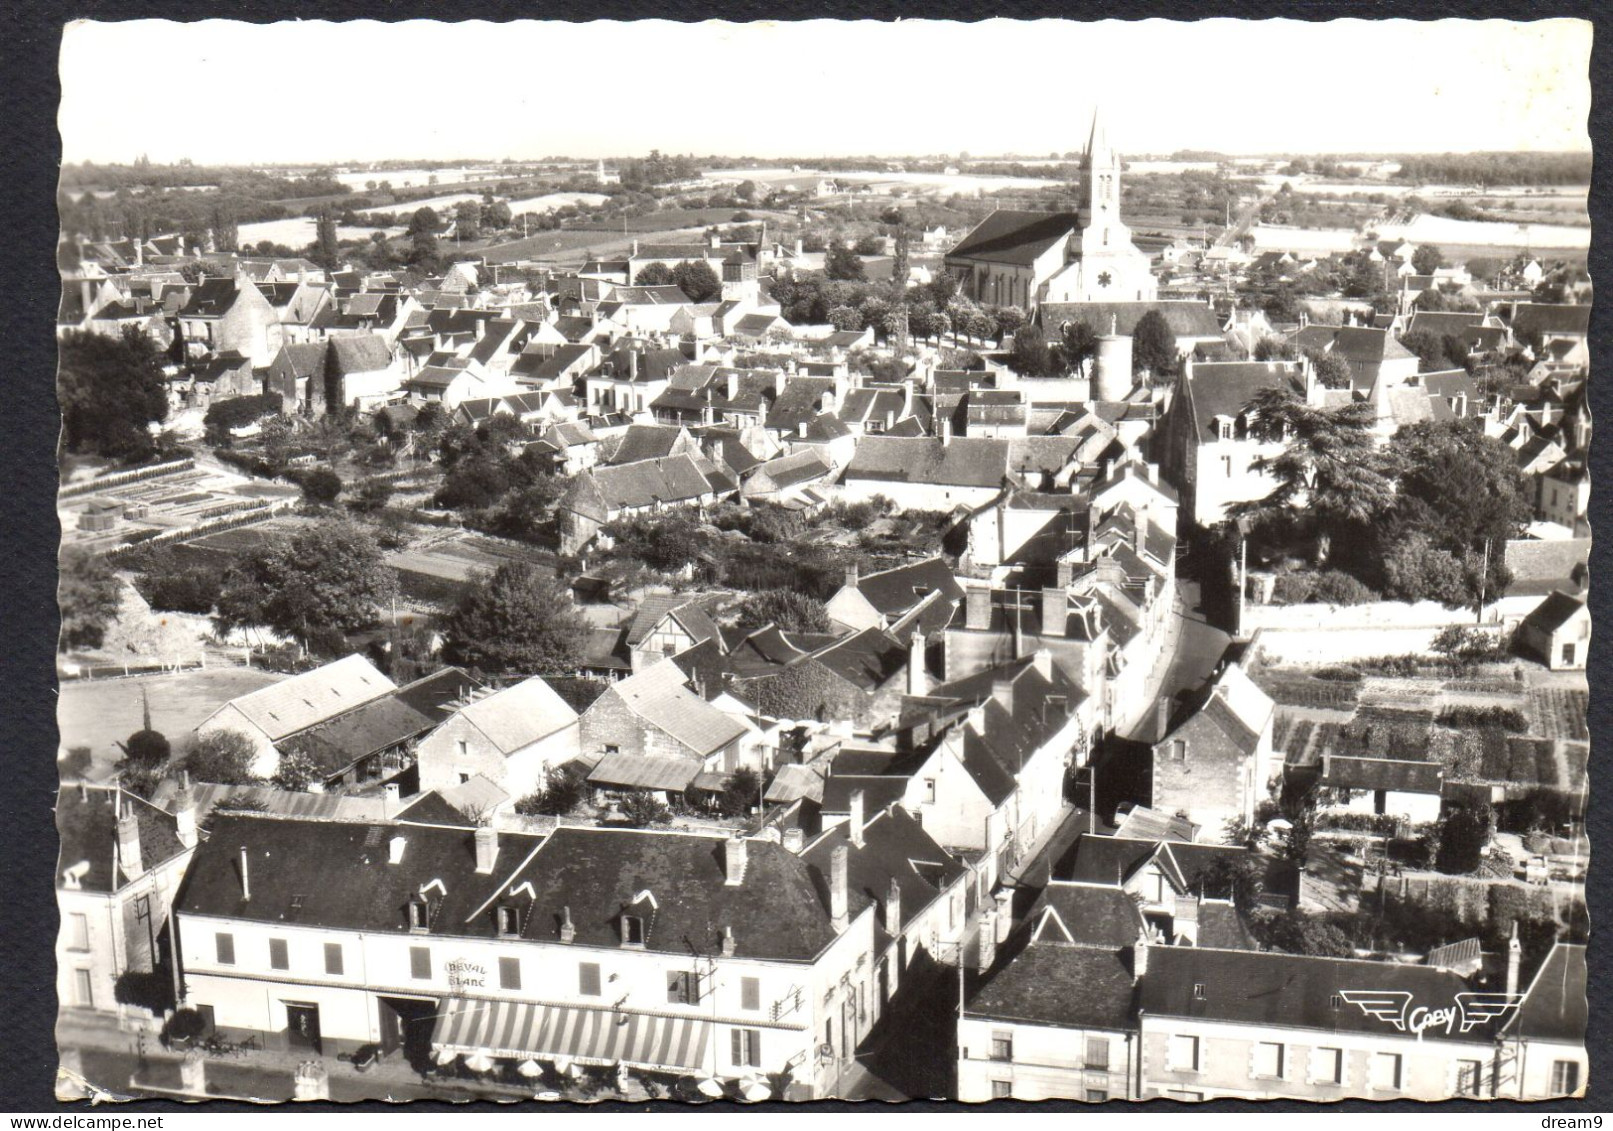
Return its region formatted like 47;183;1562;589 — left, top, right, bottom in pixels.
1337;991;1524;1039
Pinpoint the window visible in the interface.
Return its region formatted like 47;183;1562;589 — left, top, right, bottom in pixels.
579;962;601;996
408;899;429;931
1218;421;1234;441
269;938;289;970
1253;1041;1284;1079
1084;1036;1110;1070
1313;1047;1344;1085
324;943;343;976
1456;1060;1483;1097
990;1080;1012;1099
215;932;236;966
990;1032;1013;1062
1373;1052;1402;1091
741;977;760;1012
74;969;94;1008
1171;740;1187;762
458;773;471;784
1085;1089;1109;1103
923;778;937;804
1550;1060;1580;1097
604;744;621;756
499;957;521;991
1168;1034;1200;1073
1192;983;1207;1001
68;912;89;952
1221;455;1234;479
622;915;645;946
496;906;519;937
1561;642;1576;666
731;1028;761;1068
456;739;468;757
667;970;698;1005
410;945;431;981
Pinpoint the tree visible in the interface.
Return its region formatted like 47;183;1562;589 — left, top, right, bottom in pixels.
434;455;511;511
824;239;866;282
732;589;831;633
1399;329;1467;373
1131;309;1178;379
314;211;340;271
300;467;343;505
671;259;722;302
1411;244;1445;275
1008;324;1054;377
211;205;239;254
59;549;122;652
214;520;397;649
992;305;1025;341
1435;804;1493;874
1380;532;1471;606
1233;387;1397;563
634;261;675;286
1254;336;1298;362
826;304;861;332
58;329;169;461
270;746;320;792
407;206;440;236
1304;349;1354;390
186;729;259;785
717;768;762;819
349;477;395;515
452;199;483;241
122;729;171;773
515;764;588;817
889;225;910;294
1059;319;1100;374
484;200;512;230
441;561;588;675
407;230;443;272
852;234;883;256
1252;910;1355;957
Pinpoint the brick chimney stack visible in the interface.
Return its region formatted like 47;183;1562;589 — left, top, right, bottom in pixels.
474;825;498;874
725;834;748;886
116;794;145;882
849;790;866;848
830;845;849;931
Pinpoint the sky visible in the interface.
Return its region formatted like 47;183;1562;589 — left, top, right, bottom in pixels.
59;18;1593;166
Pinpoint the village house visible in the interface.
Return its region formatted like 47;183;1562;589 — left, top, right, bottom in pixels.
266;333;404;415
1514;589;1590;671
172;815;884;1098
824;559;965;637
56;781;199;1016
557;452;725;556
414;676;582;802
1150;664;1276;834
1317;753;1444;825
175;274;284;368
580;658;754;787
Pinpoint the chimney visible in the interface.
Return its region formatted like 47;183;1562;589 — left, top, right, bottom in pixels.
1506;921;1521;997
964;587;992;630
727;372;739;402
116;797;145;882
725;834;748;886
710;231;723;250
559;905;576;943
1132;926;1150;980
721;925;737;957
1033;647;1054;681
830;844;849;931
382;782;400;813
995;890;1014;942
174;772;198;849
884;876;902;936
939;416;953;444
238;845;251;902
475;317;487;339
1132;506;1147;552
794;238;804;257
844;562;859;590
389;835;407;865
474;825;498;874
907;629;928;696
1155;696;1173;742
1041;588;1067;638
628;348;638;383
631;239;639;257
976;911;997;972
992;678;1015;713
849;790;866;848
783;827;805;854
1147;462;1159;485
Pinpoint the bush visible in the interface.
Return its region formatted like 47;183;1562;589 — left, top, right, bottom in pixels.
618;792;672;828
349;478;394;514
1316;811;1399;835
123;729;171;771
140;561;224;614
731;589;832;634
515;765;587;817
163;1008;208;1046
271;748;321;791
1312;666;1362;683
1310;570;1377;605
186;729;260;785
716;768;762;819
299;467;344;504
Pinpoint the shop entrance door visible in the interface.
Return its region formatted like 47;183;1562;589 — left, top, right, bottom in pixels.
285;1002;322;1054
378;996;437;1068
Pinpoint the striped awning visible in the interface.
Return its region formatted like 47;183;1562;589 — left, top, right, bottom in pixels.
430;998;711;1073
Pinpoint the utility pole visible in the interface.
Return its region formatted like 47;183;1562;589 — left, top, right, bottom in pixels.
1476;536;1491;624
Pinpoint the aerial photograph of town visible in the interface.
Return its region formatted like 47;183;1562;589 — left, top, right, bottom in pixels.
49;16;1591;1109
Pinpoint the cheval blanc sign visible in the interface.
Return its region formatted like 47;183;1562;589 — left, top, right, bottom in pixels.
446;959;488;990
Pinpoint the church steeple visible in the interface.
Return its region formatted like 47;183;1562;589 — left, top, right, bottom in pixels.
1084;105;1121;225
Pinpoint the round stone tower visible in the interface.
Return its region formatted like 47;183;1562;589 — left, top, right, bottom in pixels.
1093;319;1134;402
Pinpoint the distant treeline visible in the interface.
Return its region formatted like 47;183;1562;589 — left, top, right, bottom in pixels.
1393;152;1590;186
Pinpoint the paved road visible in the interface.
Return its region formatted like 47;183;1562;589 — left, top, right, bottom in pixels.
1121;580;1230;742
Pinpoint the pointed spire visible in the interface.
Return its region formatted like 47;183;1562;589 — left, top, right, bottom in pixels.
1086;104;1110;164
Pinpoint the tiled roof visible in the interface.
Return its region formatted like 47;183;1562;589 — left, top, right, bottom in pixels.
452;676;579;755
1509;302;1590;338
1511;943;1587;1044
1180;361;1302;442
56;784;188;895
947;210;1080;266
204;655;396;742
965;942;1137;1030
1519;589;1587;635
587;752;700;793
1321;755;1443;795
606;659;748;756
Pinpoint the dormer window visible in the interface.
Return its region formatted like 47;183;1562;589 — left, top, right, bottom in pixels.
496;905;520;938
408;898;430;932
1216;418;1234;441
621;914;646;947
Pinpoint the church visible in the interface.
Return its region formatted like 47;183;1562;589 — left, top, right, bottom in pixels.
944;108;1158;310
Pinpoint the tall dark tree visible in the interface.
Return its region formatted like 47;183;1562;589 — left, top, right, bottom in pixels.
314;210;340;271
1232;387;1397;563
634;261;675;286
1060;319;1100;374
1411;244;1445;276
58;328;169;461
1008;324;1054;377
211;205;239;254
1131;309;1179;379
889;225;910;295
441;562;588;676
823;239;866;282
